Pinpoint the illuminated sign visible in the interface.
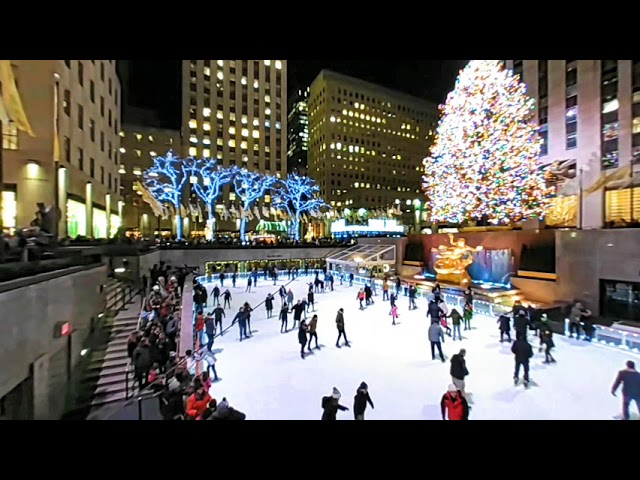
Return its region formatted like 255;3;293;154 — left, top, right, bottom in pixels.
330;219;404;234
53;321;72;338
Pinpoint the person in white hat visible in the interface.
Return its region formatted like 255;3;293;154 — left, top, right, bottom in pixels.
321;387;349;420
440;384;469;420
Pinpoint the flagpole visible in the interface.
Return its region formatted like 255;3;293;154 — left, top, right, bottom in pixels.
578;167;583;229
53;74;60;238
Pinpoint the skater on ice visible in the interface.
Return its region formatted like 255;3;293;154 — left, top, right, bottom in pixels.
390;304;399;326
307;314;319;350
211;285;220;307
245;276;253;293
298;318;309;359
222;288;232;309
428;319;445;362
213;304;225;336
265;293;274;318
539;323;555;364
463;302;473;331
335;308;350;347
497;314;511;343
292;299;305;329
450;308;462;341
450;348;469;396
440;384;469;420
353;382;375;420
611;360;640;420
439;298;451;336
511;334;534;387
280;302;289;333
307;288;315;312
321;387;349;420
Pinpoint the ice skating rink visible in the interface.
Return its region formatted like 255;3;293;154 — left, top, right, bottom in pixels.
201;275;639;420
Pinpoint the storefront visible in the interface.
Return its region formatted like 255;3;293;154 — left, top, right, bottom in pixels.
93;208;108;239
327;243;397;276
66;199;87;238
2;189;17;233
110;214;121;238
605;185;640;226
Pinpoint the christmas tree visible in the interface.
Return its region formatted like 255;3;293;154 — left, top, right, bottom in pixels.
422;60;554;224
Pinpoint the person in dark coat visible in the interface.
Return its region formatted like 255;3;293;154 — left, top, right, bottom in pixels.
265;293;274;318
611;360;640;421
292;300;305;329
233;307;249;341
497;314;511;343
321;387;349;420
243;302;253;335
127;331;140;361
204;398;246;420
133;338;152;388
513;314;529;340
463;287;473;307
449;349;469;396
222;289;232;309
335;308;349;347
441;384;469;420
245;276;252;293
510;300;528;318
307;289;315;312
213;305;225;336
353;382;374;420
204;312;216;352
428;300;443;324
307;314;319;350
212;285;220;307
390;292;397;308
539;325;555;364
280;303;289;333
408;285;417;310
298;319;309;359
511;336;534;387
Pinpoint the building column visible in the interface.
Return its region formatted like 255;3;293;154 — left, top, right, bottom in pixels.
105;193;111;239
85;182;93;238
58;167;68;238
32;354;50;420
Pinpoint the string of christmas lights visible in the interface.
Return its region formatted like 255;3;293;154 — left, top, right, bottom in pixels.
422;60;554;224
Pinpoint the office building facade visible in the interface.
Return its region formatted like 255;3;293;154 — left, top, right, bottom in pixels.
307;70;438;228
181;60;287;232
505;60;640;229
2;60;121;238
287;87;309;175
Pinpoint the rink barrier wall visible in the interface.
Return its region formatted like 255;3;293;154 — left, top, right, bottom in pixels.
563;319;640;354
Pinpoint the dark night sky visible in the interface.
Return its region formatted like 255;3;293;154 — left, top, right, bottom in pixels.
122;60;468;129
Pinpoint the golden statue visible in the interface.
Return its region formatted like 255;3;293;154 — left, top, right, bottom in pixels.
431;234;483;286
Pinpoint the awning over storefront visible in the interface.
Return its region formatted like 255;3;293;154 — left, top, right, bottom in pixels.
326;243;396;268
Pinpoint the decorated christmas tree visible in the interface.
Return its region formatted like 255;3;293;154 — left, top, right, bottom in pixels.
422;60;554;224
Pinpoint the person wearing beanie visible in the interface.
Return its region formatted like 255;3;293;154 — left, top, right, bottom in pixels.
353;382;375;420
611;360;640;420
298;319;309;359
440;384;469;420
335;308;350;348
321;387;349;420
539;324;556;364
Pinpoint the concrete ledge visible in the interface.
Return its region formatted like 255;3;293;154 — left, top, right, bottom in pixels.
0;263;104;294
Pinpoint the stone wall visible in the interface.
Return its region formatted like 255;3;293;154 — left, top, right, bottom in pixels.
0;264;108;419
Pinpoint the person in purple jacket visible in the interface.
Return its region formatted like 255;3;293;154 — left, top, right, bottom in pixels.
611;360;640;420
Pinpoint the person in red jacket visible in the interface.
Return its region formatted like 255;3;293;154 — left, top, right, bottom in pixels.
441;384;469;420
186;382;213;420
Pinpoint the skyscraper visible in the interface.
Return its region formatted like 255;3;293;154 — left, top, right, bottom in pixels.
181;60;287;231
307;70;438;224
505;60;640;228
287;87;309;175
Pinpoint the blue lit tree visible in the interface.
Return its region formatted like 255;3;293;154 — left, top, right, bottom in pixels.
143;151;189;240
232;169;277;241
187;158;237;238
272;174;328;241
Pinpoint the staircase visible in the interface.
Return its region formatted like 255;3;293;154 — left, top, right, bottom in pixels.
73;279;154;416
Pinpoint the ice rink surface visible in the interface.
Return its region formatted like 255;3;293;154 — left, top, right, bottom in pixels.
200;275;639;420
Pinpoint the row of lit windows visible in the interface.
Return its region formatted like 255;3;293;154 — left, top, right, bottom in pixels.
119;147;158;157
119;131;175;146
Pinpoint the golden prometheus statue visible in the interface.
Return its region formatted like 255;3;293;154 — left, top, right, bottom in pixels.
431;234;483;286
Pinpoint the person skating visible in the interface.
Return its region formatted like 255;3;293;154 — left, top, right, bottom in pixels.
243;302;253;335
265;293;274;319
408;285;417;310
245;276;252;293
463;287;473;308
336;308;350;347
382;279;389;301
353;382;374;420
395;276;401;294
511;334;534;387
212;304;225;336
222;289;232;309
308;314;319;350
280;303;289;333
279;285;287;303
463;302;473;330
509;300;528;318
357;289;365;310
428;299;443;325
390;291;397;309
231;271;237;288
497;314;511;343
321;387;349;420
349;272;354;287
390;304;399;326
450;308;462;341
193;347;220;382
292;299;305;329
432;282;442;302
287;288;294;307
513;313;529;341
450;349;469;396
364;284;373;306
298;318;309;359
307;289;315;312
611;360;640;421
233;307;249;341
429;320;445;362
204;311;216;352
539;325;555;364
441;384;470;420
212;285;220;307
219;272;225;288
439;298;451;336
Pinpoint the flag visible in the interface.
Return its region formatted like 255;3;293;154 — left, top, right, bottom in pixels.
197;203;203;220
0;60;34;136
53;82;60;162
584;163;633;194
134;181;168;219
180;204;188;219
253;205;261;220
189;204;198;221
262;205;270;218
222;204;230;220
229;204;238;219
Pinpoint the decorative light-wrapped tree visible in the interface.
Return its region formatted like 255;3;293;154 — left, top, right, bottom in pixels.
272;174;327;241
188;158;237;239
232;169;277;242
422;60;554;224
143;151;189;239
